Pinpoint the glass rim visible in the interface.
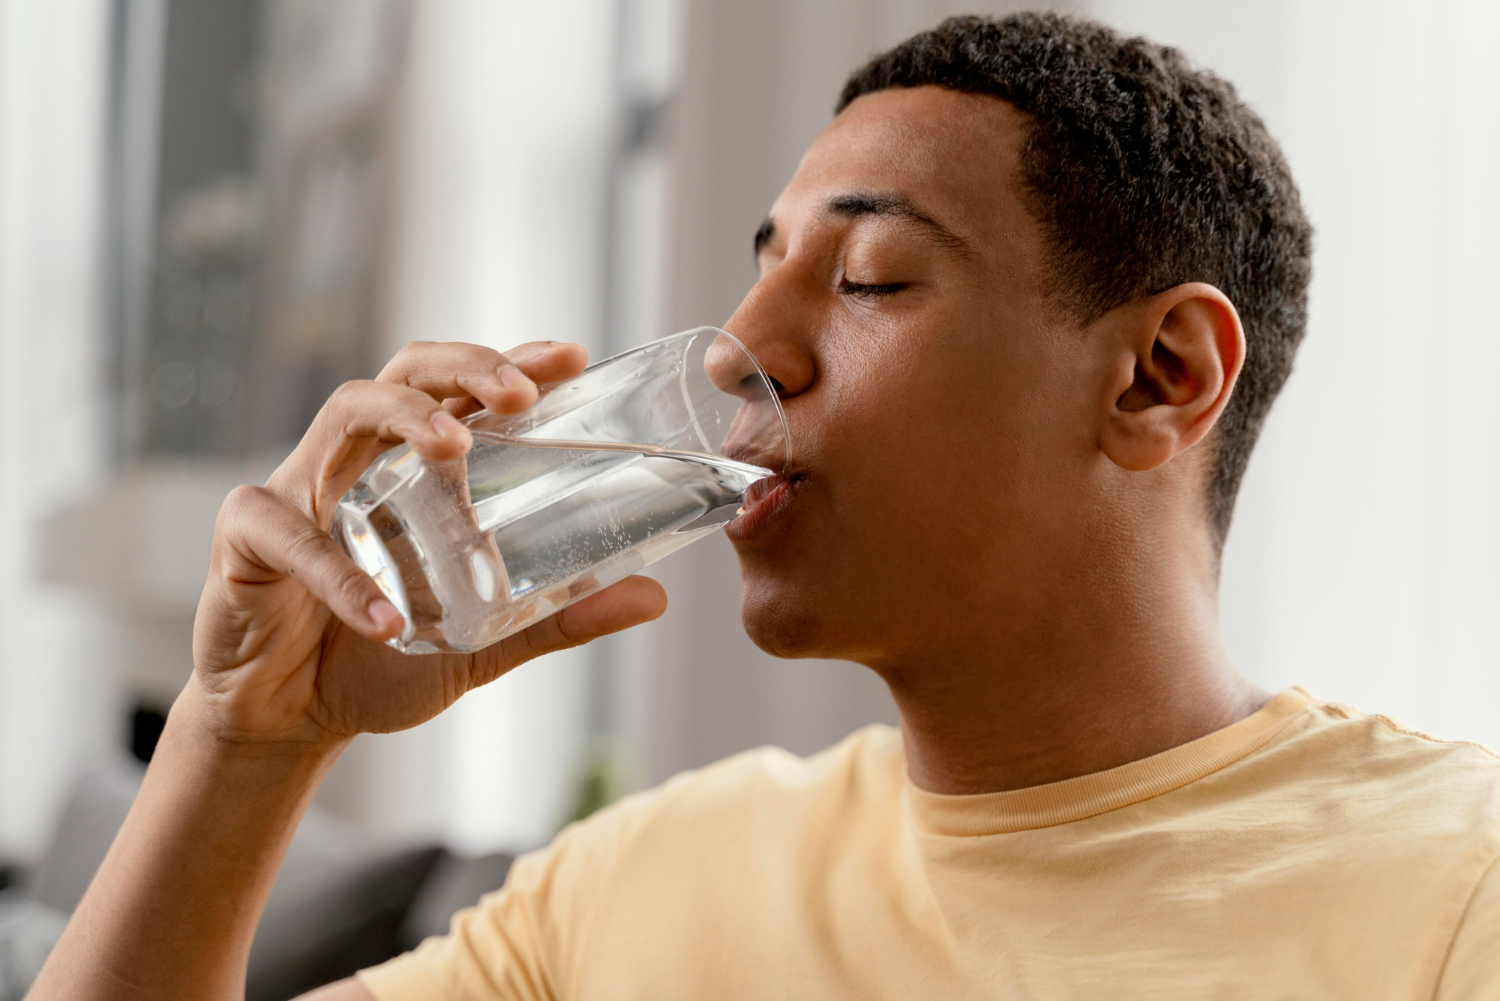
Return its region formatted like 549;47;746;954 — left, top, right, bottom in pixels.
591;326;792;464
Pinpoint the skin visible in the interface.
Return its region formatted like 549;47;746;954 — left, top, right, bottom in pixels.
28;86;1265;1001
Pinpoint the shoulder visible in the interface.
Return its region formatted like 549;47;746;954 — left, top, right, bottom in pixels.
489;726;906;976
1166;691;1500;890
1272;697;1500;820
647;723;904;807
1229;694;1500;894
573;723;906;856
521;723;903;873
521;724;906;908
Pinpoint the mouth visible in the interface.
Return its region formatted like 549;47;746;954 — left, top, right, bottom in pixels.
725;468;803;543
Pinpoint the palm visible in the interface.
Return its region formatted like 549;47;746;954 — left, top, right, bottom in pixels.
196;565;505;741
312;621;493;736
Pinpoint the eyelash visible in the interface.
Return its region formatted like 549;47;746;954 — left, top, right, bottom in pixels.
837;279;908;298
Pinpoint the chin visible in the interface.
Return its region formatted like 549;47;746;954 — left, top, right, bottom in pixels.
737;573;847;660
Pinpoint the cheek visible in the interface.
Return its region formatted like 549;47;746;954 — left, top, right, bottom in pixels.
814;314;1090;529
813;311;1023;455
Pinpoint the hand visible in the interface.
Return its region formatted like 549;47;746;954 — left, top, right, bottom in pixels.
190;340;668;746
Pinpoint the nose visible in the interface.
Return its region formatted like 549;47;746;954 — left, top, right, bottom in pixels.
721;270;817;400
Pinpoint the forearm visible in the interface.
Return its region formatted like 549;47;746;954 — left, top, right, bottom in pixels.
28;683;348;1001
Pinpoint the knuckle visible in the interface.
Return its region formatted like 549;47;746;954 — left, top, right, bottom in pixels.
216;483;272;531
282;526;348;587
537;611;580;651
334;563;375;605
525;619;557;655
379;341;438;380
323;379;373;416
384;397;439;437
277;520;370;599
279;520;327;565
551;605;584;646
506;618;556;664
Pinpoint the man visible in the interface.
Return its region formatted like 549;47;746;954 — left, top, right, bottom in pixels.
29;13;1500;1000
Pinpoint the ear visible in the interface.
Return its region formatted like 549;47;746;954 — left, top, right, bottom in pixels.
1098;283;1245;473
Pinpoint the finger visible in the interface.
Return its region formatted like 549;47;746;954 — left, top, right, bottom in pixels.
266;380;473;518
378;340;590;416
493;575;667;670
504;340;590;383
214;485;405;642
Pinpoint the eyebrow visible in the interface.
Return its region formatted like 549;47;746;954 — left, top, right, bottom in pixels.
753;191;971;261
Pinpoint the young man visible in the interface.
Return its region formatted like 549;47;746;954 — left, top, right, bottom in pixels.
30;13;1500;1000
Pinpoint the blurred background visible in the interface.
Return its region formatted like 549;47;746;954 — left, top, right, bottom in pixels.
0;0;1497;991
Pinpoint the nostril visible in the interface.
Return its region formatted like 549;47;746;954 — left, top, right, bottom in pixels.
739;373;786;396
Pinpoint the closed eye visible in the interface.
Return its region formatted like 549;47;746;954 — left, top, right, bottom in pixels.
837;279;909;298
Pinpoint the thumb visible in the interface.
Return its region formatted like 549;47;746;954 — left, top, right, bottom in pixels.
477;575;668;684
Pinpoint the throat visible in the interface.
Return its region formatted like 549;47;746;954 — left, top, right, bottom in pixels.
888;648;1268;797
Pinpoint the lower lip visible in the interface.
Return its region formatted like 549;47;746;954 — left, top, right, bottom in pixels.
725;476;798;543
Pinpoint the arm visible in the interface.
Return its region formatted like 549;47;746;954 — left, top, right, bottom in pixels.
26;341;666;1001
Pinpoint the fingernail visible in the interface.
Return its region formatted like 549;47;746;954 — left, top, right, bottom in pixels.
499;366;530;390
367;598;403;632
430;410;466;437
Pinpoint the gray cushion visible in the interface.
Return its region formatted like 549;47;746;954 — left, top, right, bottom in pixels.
248;837;442;1001
29;761;444;1001
28;763;141;913
0;891;68;1001
399;851;514;950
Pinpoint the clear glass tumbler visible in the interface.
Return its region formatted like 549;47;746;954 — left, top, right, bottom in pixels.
333;327;790;654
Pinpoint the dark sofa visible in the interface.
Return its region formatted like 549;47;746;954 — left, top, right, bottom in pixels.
0;761;514;1001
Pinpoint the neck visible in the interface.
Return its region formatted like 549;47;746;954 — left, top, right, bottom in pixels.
881;542;1268;796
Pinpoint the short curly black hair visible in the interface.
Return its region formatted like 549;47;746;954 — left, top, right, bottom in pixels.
839;13;1313;548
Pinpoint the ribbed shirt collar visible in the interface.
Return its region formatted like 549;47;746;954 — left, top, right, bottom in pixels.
905;687;1318;836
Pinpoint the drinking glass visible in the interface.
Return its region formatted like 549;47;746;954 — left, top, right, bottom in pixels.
333;327;789;654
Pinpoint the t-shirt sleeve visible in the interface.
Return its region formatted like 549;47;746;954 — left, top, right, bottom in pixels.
1435;852;1500;999
357;801;641;1001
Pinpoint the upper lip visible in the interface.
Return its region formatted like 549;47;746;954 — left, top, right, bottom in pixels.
741;464;804;505
720;412;793;474
742;474;781;507
723;443;790;475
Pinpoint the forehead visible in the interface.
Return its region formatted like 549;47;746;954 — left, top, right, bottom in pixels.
771;86;1038;253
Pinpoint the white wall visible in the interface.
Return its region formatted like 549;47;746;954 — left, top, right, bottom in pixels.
0;0;115;857
1090;0;1500;740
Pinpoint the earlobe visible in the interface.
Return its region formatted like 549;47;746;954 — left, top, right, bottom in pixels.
1098;284;1244;473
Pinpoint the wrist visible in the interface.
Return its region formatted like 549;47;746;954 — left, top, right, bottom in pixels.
170;679;352;768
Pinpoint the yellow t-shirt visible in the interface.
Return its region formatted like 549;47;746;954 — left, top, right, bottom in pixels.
360;688;1500;999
